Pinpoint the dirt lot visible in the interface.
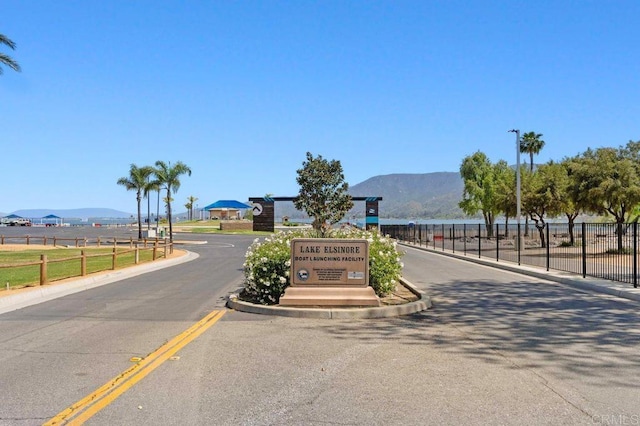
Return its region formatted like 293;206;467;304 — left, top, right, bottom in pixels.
0;244;60;251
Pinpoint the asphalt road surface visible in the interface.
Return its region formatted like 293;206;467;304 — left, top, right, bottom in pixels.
0;228;639;425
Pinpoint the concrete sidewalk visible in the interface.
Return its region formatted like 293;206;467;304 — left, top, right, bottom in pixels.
401;242;640;303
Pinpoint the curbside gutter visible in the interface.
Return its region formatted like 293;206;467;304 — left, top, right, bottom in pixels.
226;277;432;319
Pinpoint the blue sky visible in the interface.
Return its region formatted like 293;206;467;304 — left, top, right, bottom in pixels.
2;1;640;215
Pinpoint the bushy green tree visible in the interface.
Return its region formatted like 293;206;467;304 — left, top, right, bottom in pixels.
459;151;502;236
493;160;516;237
571;145;640;251
458;139;640;250
293;152;354;237
244;206;254;221
558;157;583;245
619;140;640;226
522;161;565;248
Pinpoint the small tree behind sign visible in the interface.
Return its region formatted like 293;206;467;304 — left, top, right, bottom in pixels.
294;152;354;237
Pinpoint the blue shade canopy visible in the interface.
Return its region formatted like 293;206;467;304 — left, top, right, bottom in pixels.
203;200;252;210
4;214;22;218
42;214;61;219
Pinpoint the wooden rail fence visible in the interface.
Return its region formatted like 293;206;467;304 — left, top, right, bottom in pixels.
0;235;166;248
0;237;173;287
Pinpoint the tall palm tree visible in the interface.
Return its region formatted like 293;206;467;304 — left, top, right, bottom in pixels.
117;164;156;239
520;131;545;172
0;33;21;74
520;131;545;236
186;195;198;220
154;161;192;242
144;177;161;231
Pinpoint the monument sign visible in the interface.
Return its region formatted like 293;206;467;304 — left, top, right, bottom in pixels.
291;238;369;286
279;238;380;307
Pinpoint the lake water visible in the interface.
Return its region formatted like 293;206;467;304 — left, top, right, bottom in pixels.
282;217;486;226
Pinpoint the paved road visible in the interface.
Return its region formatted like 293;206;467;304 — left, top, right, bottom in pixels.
0;230;252;425
1;230;639;425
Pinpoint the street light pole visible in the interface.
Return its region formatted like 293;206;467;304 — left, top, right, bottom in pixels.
509;129;522;258
156;189;160;229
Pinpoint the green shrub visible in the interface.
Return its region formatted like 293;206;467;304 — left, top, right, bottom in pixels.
242;227;404;304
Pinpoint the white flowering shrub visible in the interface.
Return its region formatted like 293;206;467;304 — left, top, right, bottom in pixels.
242;227;404;304
340;228;404;296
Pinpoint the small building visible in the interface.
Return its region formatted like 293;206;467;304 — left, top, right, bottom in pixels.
203;200;252;220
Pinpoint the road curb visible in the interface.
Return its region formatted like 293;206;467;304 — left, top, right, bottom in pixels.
401;243;640;304
226;277;432;319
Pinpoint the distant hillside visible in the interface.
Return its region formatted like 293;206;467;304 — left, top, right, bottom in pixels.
10;208;134;219
349;172;468;219
276;172;471;220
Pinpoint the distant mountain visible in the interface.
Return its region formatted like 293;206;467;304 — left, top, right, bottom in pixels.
10;208;134;219
349;172;468;219
275;172;471;220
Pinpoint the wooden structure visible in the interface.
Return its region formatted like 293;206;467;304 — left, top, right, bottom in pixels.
248;196;382;232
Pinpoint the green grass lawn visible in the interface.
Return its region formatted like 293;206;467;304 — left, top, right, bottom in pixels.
183;227;271;235
173;220;273;235
174;219;220;227
0;247;160;289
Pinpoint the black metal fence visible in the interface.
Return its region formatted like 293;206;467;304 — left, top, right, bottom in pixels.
380;222;639;288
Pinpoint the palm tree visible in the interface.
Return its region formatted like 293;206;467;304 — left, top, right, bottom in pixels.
117;164;156;239
0;33;21;74
186;195;198;220
154;161;192;242
520;131;545;236
520;131;546;172
144;177;161;230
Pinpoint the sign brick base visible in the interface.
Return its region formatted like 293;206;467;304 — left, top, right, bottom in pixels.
279;286;380;307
